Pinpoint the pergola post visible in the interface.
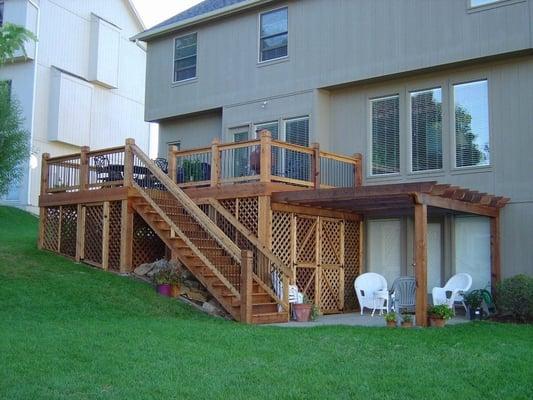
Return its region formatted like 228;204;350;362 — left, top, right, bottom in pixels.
490;213;501;287
414;203;428;327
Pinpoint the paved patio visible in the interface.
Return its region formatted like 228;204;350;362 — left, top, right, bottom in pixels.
270;312;470;328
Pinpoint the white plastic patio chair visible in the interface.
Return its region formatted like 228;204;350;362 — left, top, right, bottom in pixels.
432;273;472;313
354;272;389;316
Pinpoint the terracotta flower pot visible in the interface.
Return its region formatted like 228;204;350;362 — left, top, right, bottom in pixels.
401;321;413;328
386;320;396;328
156;284;171;297
293;304;312;322
170;284;181;298
429;316;446;328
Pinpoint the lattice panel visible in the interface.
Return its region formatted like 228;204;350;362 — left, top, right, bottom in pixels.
219;198;236;216
59;205;77;258
344;221;361;311
43;206;60;252
132;214;167;268
272;211;292;265
84;205;103;266
296;267;316;303
108;202;122;271
296;216;317;264
320;267;341;314
320;219;342;265
237;197;258;236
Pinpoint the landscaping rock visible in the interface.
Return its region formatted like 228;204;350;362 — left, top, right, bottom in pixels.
133;263;154;276
145;259;169;278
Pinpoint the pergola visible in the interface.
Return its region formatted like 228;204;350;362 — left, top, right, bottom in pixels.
272;181;509;326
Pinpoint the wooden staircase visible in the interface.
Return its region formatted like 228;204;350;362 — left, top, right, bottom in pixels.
128;148;290;324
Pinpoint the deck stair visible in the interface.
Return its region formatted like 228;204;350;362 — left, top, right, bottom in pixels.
129;145;290;324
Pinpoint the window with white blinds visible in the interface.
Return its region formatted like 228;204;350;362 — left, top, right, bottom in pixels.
454;80;490;168
232;127;251;178
283;117;310;181
371;95;400;175
254;121;279;140
410;88;443;172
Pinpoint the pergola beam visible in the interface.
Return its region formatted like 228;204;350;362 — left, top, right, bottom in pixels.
415;193;498;217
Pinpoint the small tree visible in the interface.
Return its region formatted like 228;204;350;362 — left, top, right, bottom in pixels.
0;23;37;64
0;83;29;196
0;23;36;196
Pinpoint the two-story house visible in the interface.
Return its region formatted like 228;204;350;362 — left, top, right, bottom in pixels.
132;0;533;286
0;0;151;211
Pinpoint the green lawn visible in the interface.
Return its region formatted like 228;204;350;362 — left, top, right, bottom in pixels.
0;206;532;400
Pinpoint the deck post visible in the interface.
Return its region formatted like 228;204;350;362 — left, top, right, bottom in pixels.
120;199;134;273
312;142;320;189
240;250;253;324
210;138;220;187
490;213;501;287
353;153;363;188
124;138;135;187
38;153;50;250
168;145;178;183
79;146;90;191
102;201;110;271
259;130;272;183
414;202;428;327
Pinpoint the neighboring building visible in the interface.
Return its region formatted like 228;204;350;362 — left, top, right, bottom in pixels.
133;0;533;283
0;0;150;211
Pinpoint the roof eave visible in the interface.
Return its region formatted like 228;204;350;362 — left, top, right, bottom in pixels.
130;0;277;42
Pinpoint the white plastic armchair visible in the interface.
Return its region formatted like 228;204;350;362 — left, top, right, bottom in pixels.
432;273;472;313
354;272;389;316
271;270;303;314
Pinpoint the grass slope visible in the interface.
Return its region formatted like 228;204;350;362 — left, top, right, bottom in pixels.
0;206;532;399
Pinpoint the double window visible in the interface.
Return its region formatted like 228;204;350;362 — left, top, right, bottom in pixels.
370;79;489;176
173;33;197;82
259;7;288;62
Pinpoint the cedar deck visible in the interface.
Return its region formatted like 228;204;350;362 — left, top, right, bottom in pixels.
38;133;508;325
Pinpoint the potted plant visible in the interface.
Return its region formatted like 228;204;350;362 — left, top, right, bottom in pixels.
384;312;397;327
464;289;492;320
401;313;413;328
428;305;454;327
293;295;313;322
169;269;183;298
153;269;172;297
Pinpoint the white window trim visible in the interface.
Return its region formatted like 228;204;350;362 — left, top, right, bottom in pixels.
450;78;491;171
467;0;525;12
257;6;289;65
172;32;198;84
368;94;402;178
407;86;445;174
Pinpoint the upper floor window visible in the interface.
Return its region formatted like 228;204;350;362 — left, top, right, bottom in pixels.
410;87;443;172
0;1;4;27
454;80;490;168
259;7;288;62
370;95;400;175
174;33;197;82
254;121;279;139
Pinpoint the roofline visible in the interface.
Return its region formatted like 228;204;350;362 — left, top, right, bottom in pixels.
130;0;278;42
125;0;146;31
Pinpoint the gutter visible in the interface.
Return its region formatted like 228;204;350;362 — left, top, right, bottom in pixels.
130;0;279;42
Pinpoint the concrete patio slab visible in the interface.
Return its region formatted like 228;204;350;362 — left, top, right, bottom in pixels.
269;312;470;328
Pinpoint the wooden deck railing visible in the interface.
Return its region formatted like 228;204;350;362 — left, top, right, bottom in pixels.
168;131;362;189
40;135;362;195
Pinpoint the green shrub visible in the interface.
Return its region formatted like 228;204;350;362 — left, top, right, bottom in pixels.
494;275;533;323
428;305;454;320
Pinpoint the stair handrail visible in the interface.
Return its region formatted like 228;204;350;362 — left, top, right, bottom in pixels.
206;199;292;277
130;144;242;263
205;199;291;310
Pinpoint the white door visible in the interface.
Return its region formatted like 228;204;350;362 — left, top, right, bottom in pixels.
367;219;402;287
427;222;443;293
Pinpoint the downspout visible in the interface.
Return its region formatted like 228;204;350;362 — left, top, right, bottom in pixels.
26;0;41;207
